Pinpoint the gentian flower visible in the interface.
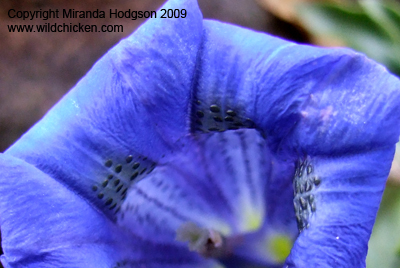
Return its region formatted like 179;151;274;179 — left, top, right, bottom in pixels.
1;0;400;267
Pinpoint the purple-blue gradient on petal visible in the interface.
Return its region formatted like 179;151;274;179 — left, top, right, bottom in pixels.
1;0;400;267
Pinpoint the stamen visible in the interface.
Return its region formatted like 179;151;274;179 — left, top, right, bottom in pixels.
176;222;227;258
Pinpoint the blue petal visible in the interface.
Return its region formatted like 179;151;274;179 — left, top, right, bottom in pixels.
3;1;400;267
117;129;297;266
5;0;203;220
0;154;219;268
1;129;291;267
285;149;395;267
194;20;400;151
194;20;400;266
118;129;271;236
216;144;298;267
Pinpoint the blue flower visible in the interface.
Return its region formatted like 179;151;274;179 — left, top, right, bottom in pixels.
1;0;400;267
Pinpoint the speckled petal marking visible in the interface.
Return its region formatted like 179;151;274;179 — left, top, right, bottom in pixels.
293;157;321;232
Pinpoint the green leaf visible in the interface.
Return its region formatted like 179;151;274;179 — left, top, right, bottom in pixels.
297;1;400;76
366;185;400;268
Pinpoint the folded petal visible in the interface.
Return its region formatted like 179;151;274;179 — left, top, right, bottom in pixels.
5;0;203;220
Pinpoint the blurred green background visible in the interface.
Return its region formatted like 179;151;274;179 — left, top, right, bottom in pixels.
0;0;399;267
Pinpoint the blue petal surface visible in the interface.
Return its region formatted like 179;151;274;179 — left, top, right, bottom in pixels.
2;1;400;267
5;0;203;220
118;129;270;232
285;149;394;267
1;0;219;267
117;129;295;265
193;20;400;267
0;154;220;268
194;20;400;151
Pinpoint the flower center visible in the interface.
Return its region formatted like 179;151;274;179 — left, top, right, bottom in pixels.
176;221;293;267
176;222;228;259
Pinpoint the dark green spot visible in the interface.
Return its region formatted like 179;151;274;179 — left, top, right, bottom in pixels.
196;111;204;118
102;180;109;187
97;193;104;199
299;197;307;209
116;185;123;193
140;168;147;175
121;188;127;195
314;177;321;186
92;185;98;192
297;216;303;228
132;162;140;170
305;181;312;192
105;198;113;206
307;165;312;175
226;110;236;116
126;155;133;163
299;184;304;194
213;116;223;122
310;202;316;212
115;165;122;173
130;172;139;181
224;116;234;122
105;160;113;168
114;179;120;187
210;104;220;113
